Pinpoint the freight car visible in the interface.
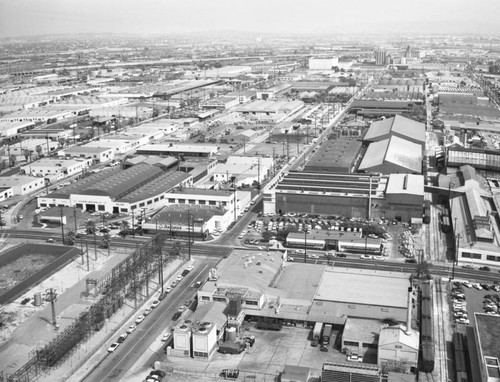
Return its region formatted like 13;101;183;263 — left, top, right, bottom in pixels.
420;281;435;373
453;332;469;382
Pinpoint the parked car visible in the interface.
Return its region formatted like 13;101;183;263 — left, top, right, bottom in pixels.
172;311;182;321
143;307;152;316
150;300;160;309
126;324;137;333
117;333;128;343
135;315;145;324
107;342;120;353
347;353;363;362
161;333;171;342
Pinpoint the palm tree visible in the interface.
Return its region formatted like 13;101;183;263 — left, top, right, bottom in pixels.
101;233;110;249
85;219;96;234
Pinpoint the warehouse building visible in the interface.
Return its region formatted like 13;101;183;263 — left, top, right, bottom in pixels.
304;138;363;173
0;176;46;196
37;163;192;213
137;143;218;158
21;157;92;179
266;171;424;223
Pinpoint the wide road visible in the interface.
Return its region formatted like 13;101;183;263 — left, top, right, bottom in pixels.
83;256;221;382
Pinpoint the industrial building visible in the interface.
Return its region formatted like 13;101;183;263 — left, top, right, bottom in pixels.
136;143;218;158
350;100;412;117
20;157;92;180
37;163;192;213
471;313;500;382
308;57;339;70
265;172;424;223
359;115;425;174
304;138;363;173
445;166;500;267
256;83;292;100
237;100;304;123
0;176;46;196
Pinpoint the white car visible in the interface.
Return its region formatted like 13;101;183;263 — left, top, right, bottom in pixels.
135;315;145;324
143;307;152;316
126;324;137;333
186;265;195;271
161;333;171;342
238;234;244;239
176;275;183;281
150;300;160;309
373;256;385;261
360;255;373;260
307;254;319;259
107;342;120;353
165;287;173;293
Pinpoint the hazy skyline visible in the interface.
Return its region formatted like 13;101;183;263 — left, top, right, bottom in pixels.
1;0;500;39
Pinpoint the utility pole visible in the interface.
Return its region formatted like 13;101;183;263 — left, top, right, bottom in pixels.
86;243;89;271
257;157;261;194
93;231;97;260
304;230;308;263
59;206;65;244
231;176;237;223
158;244;164;295
131;209;135;237
73;207;77;233
187;210;192;261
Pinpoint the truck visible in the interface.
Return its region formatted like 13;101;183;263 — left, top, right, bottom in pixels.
322;324;332;346
312;322;324;345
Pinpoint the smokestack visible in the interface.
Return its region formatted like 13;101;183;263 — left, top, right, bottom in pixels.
405;286;413;335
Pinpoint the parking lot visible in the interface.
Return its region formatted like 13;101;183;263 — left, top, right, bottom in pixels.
240;213;420;262
450;280;500;332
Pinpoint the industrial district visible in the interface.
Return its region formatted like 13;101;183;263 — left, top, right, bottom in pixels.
1;28;500;382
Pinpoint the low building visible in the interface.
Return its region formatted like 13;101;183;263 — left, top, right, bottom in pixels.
200;96;239;110
61;145;115;163
137;143;218;158
0;187;14;202
256;83;292;100
0;176;45;196
20;157;92;179
10;138;59;157
0;121;35;139
237;100;304;123
342;318;384;358
281;365;312;382
378;324;419;374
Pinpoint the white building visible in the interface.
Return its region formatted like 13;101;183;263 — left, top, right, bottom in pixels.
61;145;115;163
21;158;92;179
0;121;35;138
10;139;59;157
309;57;339;70
0;176;45;196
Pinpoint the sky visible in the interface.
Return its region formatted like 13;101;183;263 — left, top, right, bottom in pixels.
1;0;500;38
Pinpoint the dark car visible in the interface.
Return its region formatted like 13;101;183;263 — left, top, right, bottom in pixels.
320;345;329;352
181;269;189;277
336;253;347;258
243;336;255;347
311;340;319;347
172;311;182;321
405;258;417;264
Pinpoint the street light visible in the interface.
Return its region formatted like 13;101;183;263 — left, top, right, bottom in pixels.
304;230;308;263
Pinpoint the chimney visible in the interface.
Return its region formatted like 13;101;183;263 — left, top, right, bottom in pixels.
405;286;412;335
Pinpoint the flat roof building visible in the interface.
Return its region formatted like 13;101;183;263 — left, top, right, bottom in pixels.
304;138;363;173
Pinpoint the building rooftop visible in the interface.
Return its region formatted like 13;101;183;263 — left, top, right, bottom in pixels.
359;136;423;173
386;174;424;196
304;138;362;173
315;267;410;309
378;324;419;350
475;313;500;378
364;115;425;144
343;317;385;344
137;143;217;154
116;171;191;203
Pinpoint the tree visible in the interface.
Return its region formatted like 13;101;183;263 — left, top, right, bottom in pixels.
9;155;16;167
85;219;96;234
58;137;66;148
35;145;42;157
0;159;7;171
23;149;30;161
100;234;110;249
66;230;76;246
416;260;432;279
119;220;130;238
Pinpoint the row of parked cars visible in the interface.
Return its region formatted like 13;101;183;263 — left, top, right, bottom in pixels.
107;264;195;354
452;282;470;325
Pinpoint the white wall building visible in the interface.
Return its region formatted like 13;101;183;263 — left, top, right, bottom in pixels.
0;176;45;196
21;158;92;179
309;57;339;70
61;145;115;163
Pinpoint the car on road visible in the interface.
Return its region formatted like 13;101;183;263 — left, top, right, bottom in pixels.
117;333;128;343
307;254;319;259
186;265;195;271
161;333;171;342
194;281;202;288
176;275;183;281
360;255;373;260
177;306;187;313
165;287;173;294
172;311;182;321
171;281;178;288
150;300;160;309
143;307;152;316
462;264;474;270
135;315;145;324
46;238;55;243
126;324;137;333
107;342;120;353
181;269;189;276
238;234;244;239
456;317;470;324
373;256;385;261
